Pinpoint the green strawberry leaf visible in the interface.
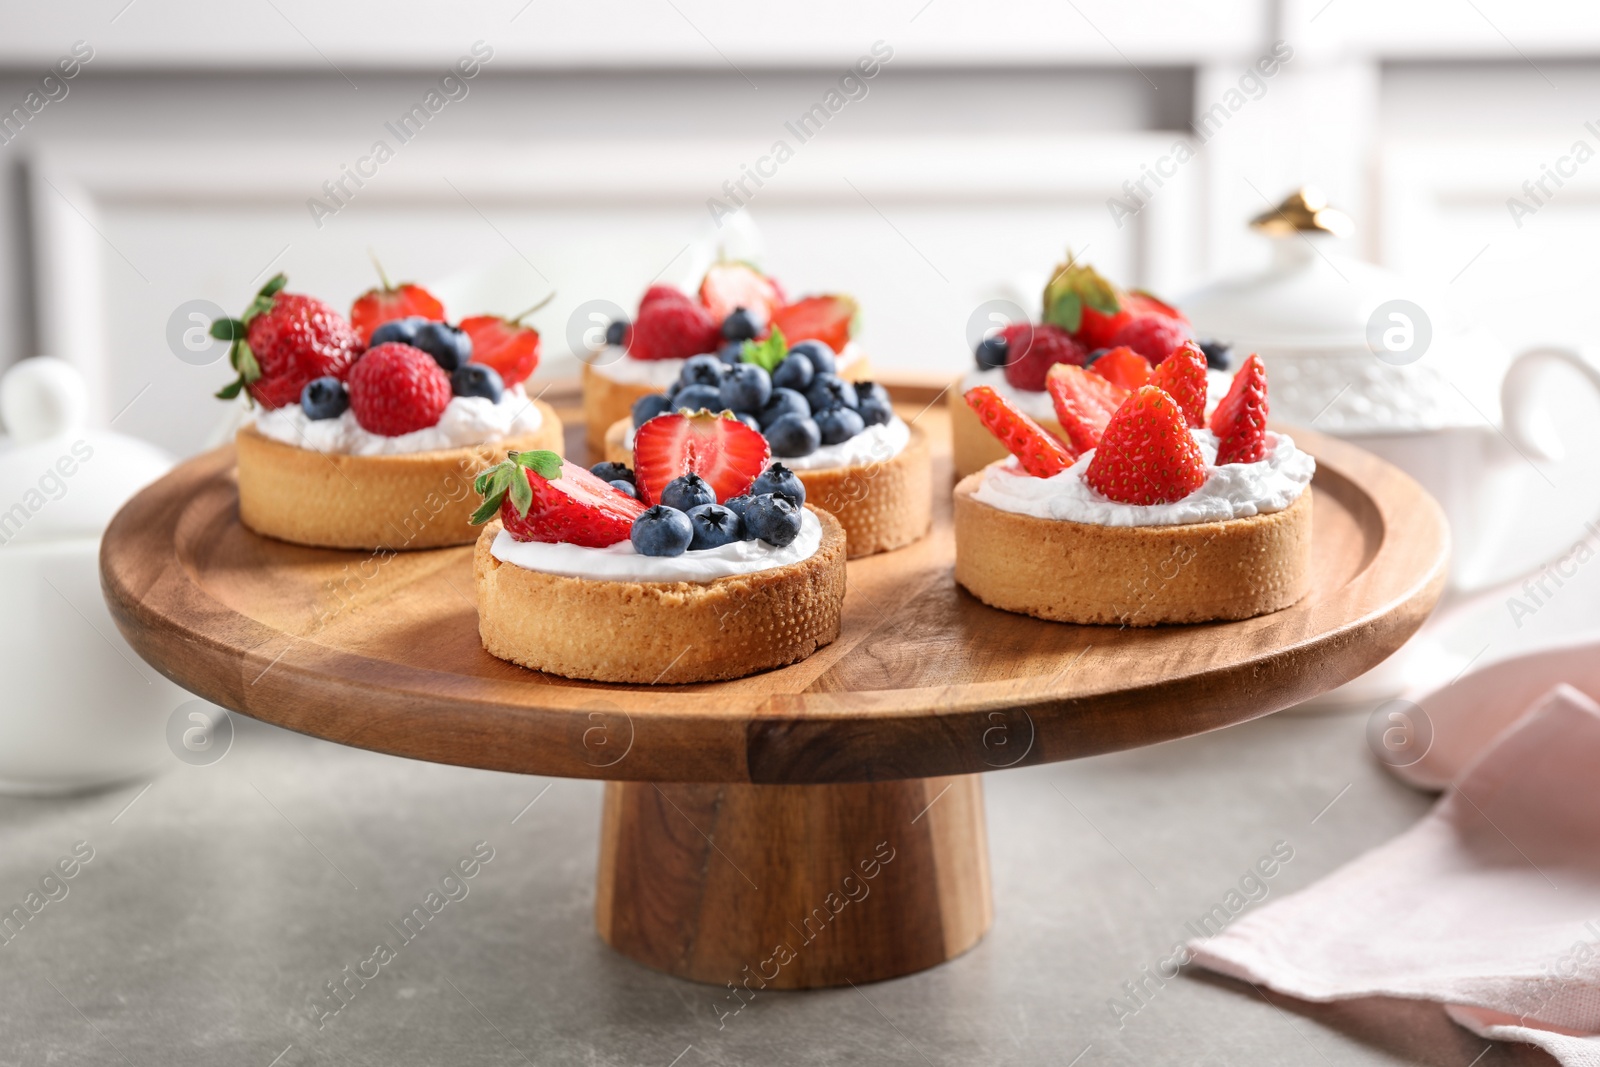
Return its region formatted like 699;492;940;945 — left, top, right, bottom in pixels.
210;317;245;341
511;449;563;481
232;340;261;383
741;327;787;373
1046;292;1083;333
258;273;288;298
214;379;244;400
470;492;506;526
507;466;533;517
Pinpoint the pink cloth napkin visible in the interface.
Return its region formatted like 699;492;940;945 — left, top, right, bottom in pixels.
1190;685;1600;1066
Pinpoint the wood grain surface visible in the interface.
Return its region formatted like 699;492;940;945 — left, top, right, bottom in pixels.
101;375;1450;786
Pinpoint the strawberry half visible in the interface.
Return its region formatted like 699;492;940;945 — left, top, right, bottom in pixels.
1086;387;1206;505
1210;354;1269;465
633;411;771;505
349;256;445;344
768;294;858;354
472;451;645;547
1148;342;1208;428
964;385;1074;477
1046;364;1129;454
1090;347;1152;392
699;263;782;327
460;296;552;388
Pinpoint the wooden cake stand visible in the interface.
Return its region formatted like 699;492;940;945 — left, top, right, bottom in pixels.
101;378;1448;990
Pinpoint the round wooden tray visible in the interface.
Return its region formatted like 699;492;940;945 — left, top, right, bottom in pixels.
102;375;1448;988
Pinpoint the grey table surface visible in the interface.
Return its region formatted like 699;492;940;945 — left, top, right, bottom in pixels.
0;706;1556;1067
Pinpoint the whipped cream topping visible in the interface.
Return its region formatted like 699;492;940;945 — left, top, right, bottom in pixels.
591;341;867;387
489;507;823;584
959;365;1237;421
972;429;1314;527
624;414;911;472
253;386;544;456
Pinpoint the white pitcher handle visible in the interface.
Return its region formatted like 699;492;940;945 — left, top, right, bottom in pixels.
1500;344;1600;461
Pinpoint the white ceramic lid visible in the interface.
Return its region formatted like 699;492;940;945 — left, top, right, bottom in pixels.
0;358;172;544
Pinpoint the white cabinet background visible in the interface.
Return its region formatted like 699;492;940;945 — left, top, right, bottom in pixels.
2;0;1599;456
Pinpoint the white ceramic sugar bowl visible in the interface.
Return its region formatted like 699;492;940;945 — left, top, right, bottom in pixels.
1180;189;1600;593
0;358;182;794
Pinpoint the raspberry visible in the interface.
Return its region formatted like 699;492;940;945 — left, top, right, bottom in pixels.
347;343;452;436
1111;314;1193;366
1002;323;1089;392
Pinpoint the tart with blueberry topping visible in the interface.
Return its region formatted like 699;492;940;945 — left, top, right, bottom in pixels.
581;262;870;454
954;349;1314;625
223;271;563;550
601;330;929;558
471;418;845;684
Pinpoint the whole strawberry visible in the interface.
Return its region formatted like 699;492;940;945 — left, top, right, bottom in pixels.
1087;386;1206;505
347;343;452;436
213;273;361;409
1002;323;1088;392
630;299;721;361
1112;313;1193;365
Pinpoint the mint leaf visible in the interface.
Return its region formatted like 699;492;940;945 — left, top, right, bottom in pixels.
512;450;563;481
741;326;787;373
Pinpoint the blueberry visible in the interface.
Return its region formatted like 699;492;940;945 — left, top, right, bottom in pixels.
451;363;504;402
734;412;763;434
1198;339;1233;370
300;376;348;420
368;316;430;347
412;321;473;371
788;340;837;375
590;461;634;485
671;383;724;412
1085;348;1110;366
686;503;744;549
632;392;672;426
766;413;821;457
721;308;759;341
744;493;803;547
679;354;726;388
772;353;814;392
975;335;1010;370
718;363;772;413
750;463;805;507
609;479;639;499
815;405;866;445
660;473;716;512
757;388;811;430
605;319;629;346
717;341;746;365
857;395;893;427
723;495;754;526
630;506;693;557
854;380;891;406
804;374;858;414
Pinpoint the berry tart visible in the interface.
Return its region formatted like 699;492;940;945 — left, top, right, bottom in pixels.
471;415;846;684
952;255;1237;478
954;348;1315;625
582;261;869;454
600;330;931;558
223;270;563;550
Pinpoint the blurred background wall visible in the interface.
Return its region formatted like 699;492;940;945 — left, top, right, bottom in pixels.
1;0;1598;457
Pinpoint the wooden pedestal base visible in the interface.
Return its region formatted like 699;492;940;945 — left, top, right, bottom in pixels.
595;776;993;989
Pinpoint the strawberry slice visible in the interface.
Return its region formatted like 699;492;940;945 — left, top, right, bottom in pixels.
1046;364;1129;454
768;294;858;354
699;263;782;327
633;411;771;505
460;296;552;388
472;452;645;547
1210;354;1269;464
964;385;1074;477
349;257;445;344
1090;346;1152;392
1148;342;1208;428
1086;387;1207;505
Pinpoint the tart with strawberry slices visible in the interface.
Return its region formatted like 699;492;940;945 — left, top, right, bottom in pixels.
471;416;845;684
954;350;1315;625
222;270;563;550
600;330;930;558
582;262;870;454
953;254;1242;478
